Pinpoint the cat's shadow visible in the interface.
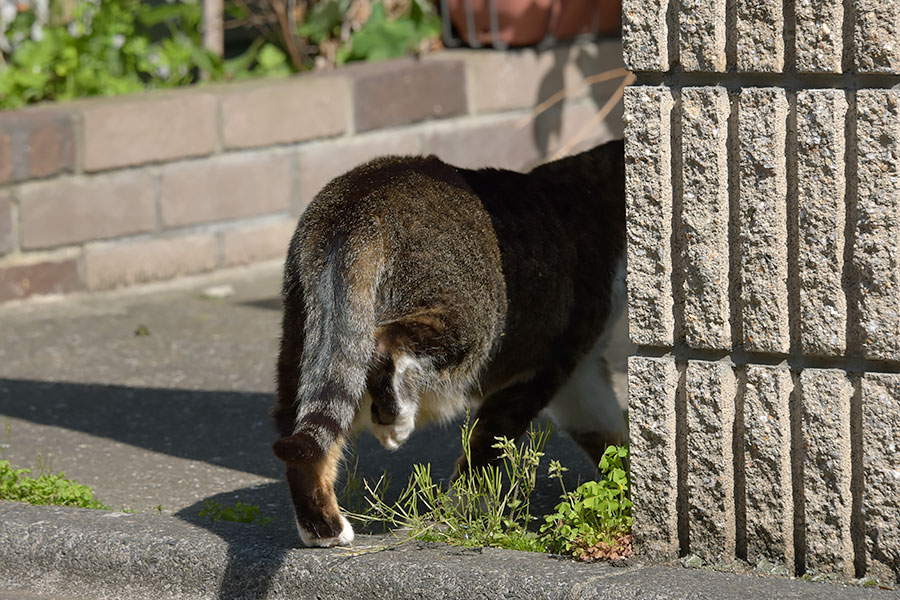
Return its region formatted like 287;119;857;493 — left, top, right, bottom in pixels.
1;378;597;600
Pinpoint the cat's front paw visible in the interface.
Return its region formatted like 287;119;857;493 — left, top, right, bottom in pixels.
372;415;415;450
297;514;355;548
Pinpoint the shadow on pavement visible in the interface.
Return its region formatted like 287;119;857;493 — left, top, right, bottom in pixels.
1;377;597;599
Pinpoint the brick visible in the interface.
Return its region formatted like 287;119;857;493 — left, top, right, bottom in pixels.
0;128;11;183
19;171;156;250
83;234;217;290
159;152;292;228
797;90;847;357
296;130;421;212
80;93;217;172
0;193;12;255
428;97;622;174
800;369;854;578
421;115;540;172
0;257;82;302
680;87;731;350
350;58;467;133
679;0;727;71
220;219;297;267
861;373;900;583
736;0;784;72
743;365;794;571
854;90;900;361
738;88;789;353
454;38;624;114
622;0;669;71
0;109;76;181
220;76;349;150
624;86;674;347
685;360;736;563
856;0;900;73
795;0;843;72
26;113;77;178
628;356;679;560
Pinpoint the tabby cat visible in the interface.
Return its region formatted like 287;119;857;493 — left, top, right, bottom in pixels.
272;138;627;547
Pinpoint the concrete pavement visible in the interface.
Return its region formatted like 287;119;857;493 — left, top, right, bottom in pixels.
0;262;893;599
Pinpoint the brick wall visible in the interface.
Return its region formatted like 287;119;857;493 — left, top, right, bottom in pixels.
623;0;899;584
0;39;624;302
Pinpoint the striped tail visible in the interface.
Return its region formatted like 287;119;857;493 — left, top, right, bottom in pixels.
273;233;380;464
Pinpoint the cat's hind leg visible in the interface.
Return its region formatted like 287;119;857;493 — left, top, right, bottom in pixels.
367;308;476;451
544;353;627;468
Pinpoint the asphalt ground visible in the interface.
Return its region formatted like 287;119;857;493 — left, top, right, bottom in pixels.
0;261;893;599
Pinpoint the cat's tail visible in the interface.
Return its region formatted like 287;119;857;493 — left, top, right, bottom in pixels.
272;230;382;547
273;231;381;464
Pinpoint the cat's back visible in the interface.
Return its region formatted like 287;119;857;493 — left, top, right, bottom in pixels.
290;154;507;325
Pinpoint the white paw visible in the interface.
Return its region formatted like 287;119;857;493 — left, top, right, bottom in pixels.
372;416;415;450
297;515;355;548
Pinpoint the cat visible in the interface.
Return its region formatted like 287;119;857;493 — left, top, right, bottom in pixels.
272;138;627;547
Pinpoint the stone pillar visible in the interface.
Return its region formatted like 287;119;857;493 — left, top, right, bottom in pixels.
623;0;900;582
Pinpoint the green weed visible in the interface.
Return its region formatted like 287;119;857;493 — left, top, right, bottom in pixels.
349;417;551;552
0;459;109;510
199;500;274;525
347;417;633;559
541;445;633;560
0;420;108;510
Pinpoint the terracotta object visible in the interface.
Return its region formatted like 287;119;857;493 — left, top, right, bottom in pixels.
447;0;621;47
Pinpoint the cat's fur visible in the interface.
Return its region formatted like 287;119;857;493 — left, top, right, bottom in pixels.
272;139;627;547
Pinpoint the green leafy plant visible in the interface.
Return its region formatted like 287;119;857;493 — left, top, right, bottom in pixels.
199;499;274;525
0;0;289;109
0;458;110;509
335;0;439;64
540;445;633;560
350;417;552;552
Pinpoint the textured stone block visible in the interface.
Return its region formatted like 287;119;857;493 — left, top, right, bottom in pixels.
801;369;854;577
81;93;217;172
624;87;674;347
219;76;349;150
622;0;669;71
743;365;794;570
680;87;731;350
736;0;784;72
685;360;736;563
854;90;900;361
0;193;12;256
861;374;900;584
679;0;727;71
856;0;900;73
159;151;292;228
350;59;467;133
738;89;789;353
0;257;82;302
296;130;422;213
796;90;847;356
220;219;296;267
18;171;156;250
83;234;217;290
628;356;680;560
795;0;844;72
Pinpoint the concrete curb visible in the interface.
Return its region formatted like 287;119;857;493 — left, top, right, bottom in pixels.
1;502;892;600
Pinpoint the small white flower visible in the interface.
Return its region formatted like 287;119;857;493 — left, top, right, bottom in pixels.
30;22;44;42
112;33;125;48
0;3;16;25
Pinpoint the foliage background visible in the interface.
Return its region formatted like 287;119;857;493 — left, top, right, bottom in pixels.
0;0;441;108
